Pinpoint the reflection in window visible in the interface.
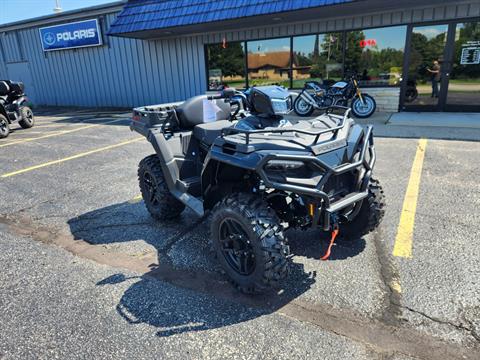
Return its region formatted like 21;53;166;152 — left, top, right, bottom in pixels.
247;38;291;88
207;42;246;90
345;26;407;86
404;24;448;107
292;33;343;88
447;21;480;106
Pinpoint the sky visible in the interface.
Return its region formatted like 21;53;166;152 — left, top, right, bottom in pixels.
0;0;117;25
247;26;408;55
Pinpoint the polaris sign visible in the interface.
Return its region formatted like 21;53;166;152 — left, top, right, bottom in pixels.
39;19;102;51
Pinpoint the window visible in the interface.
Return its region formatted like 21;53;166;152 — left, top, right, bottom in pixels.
345;25;407;86
247;38;291;87
207;42;246;90
292;33;343;88
205;25;408;90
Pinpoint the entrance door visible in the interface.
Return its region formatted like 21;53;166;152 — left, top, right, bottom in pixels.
6;62;37;104
444;21;480;112
402;20;480;112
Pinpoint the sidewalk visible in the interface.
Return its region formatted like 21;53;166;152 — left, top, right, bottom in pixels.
354;112;480;141
388;112;480;129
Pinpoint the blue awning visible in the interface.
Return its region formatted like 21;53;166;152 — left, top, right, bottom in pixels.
108;0;356;38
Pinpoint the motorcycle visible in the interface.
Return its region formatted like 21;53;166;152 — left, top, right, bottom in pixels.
0;80;34;138
293;74;376;118
404;78;418;103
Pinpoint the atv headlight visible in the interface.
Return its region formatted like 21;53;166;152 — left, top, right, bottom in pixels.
265;160;305;171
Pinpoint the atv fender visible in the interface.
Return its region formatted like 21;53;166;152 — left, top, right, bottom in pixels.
146;129;205;217
201;151;257;210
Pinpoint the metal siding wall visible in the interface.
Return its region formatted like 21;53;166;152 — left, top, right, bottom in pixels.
0;12;205;107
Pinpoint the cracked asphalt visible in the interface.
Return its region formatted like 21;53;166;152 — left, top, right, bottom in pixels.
0;109;479;359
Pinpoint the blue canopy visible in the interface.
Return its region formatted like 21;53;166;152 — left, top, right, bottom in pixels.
109;0;355;37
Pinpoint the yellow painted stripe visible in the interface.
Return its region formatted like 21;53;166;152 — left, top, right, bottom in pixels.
128;195;143;204
0;118;126;148
393;138;428;258
1;137;143;178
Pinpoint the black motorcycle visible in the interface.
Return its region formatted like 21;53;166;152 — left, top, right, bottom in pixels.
404;78;418;103
0;80;34;138
293;74;376;118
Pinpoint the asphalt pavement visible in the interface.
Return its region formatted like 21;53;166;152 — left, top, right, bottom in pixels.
0;109;479;359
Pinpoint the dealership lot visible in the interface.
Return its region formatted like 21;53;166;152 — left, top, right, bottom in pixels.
0;110;479;359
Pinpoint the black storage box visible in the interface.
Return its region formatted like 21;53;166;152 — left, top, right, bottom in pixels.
9;82;24;94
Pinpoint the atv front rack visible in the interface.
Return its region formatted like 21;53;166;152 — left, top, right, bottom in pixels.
257;125;375;231
221;105;351;147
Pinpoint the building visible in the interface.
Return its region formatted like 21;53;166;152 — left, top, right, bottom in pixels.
0;0;479;112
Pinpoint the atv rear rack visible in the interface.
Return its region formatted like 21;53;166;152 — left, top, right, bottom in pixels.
221;105;351;147
256;125;375;231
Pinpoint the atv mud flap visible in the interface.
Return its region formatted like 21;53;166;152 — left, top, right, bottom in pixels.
256;126;375;231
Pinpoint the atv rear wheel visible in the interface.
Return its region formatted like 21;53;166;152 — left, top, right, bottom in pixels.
0;114;10;138
211;193;290;294
339;178;385;240
138;154;185;220
19;106;34;129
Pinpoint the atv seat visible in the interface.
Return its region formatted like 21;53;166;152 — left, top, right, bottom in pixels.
193;120;232;146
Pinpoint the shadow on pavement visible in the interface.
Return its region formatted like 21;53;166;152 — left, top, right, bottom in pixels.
68;200;364;337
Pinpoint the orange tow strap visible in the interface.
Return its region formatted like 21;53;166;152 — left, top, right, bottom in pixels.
321;226;339;261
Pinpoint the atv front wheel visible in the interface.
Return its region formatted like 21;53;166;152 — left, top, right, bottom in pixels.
138;154;185;220
339;178;385;240
19;106;34;129
211;193;290;294
0;114;10;138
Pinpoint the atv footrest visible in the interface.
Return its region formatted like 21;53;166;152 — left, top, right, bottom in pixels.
326;191;368;213
176;176;201;196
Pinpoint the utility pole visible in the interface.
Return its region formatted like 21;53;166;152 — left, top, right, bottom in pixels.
53;0;62;13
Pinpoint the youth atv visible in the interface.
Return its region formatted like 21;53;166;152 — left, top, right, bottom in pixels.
0;80;34;138
131;86;384;294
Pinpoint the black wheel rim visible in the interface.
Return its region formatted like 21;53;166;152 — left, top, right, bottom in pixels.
219;218;255;276
143;171;159;206
25;109;33;124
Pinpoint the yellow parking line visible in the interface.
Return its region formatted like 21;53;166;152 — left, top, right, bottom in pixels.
1;137;143;178
392;138;428;258
128;195;143;204
0;118;126;148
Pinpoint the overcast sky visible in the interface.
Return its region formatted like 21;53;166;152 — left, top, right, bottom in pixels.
0;0;118;25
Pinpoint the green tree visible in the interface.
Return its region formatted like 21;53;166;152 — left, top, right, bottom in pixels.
208;42;245;78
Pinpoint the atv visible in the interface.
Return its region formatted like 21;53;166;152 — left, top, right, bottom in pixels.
0;80;35;139
131;86;384;294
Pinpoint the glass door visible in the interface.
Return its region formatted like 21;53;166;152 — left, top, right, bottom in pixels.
445;21;480;111
402;24;449;111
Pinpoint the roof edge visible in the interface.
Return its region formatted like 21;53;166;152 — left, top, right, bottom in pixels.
0;1;126;32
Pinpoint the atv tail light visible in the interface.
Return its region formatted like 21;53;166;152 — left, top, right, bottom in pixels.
132;112;141;122
265;160;304;171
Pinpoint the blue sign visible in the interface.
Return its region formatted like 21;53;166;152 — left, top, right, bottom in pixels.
39;19;102;51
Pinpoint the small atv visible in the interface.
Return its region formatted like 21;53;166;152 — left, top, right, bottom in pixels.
131;86;384;294
0;80;35;139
